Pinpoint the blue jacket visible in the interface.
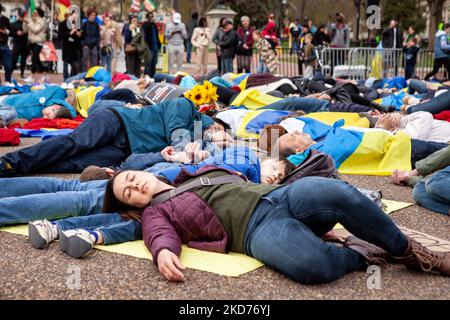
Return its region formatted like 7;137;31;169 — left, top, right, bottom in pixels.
3;86;77;120
434;30;450;59
110;98;214;154
120;146;260;183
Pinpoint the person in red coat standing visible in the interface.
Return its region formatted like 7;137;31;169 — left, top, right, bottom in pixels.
261;14;278;49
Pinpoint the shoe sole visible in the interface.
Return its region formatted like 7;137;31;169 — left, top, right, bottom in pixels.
59;231;70;254
61;233;92;259
28;223;48;249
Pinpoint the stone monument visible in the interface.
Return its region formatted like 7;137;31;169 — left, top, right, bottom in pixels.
207;0;237;47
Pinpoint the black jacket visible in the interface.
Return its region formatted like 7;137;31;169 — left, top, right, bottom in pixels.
313;31;330;46
81;20;100;49
382;27;403;48
10;20;28;48
219;29;239;59
142;22;161;52
59;19;82;62
0;15;10;45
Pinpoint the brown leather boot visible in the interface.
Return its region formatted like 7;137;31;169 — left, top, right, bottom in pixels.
393;238;450;277
344;236;389;267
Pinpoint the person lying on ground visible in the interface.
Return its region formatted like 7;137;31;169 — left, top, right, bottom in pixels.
259;122;448;168
1;145;328;257
392;145;450;216
0;98;225;176
0;86;77;126
299;80;392;112
401;90;450;115
103;166;450;283
374;111;450;143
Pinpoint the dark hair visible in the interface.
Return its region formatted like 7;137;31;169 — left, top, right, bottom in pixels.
445;23;450;30
80;165;111;182
219;17;228;26
36;8;45;18
192;12;199;20
103;170;172;218
213;117;231;132
410;37;418;44
86;8;97;17
54;106;73;119
199;17;207;28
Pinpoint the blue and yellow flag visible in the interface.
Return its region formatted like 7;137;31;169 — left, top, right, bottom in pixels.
288;117;412;176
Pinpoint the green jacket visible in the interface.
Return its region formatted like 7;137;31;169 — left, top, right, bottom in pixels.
132;32;151;65
409;145;450;186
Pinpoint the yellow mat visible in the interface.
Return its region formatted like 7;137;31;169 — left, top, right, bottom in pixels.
0;200;412;276
333;199;412;230
0;225;263;277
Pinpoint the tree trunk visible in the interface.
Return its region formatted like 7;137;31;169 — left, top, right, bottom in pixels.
427;0;445;50
299;0;306;22
195;0;217;17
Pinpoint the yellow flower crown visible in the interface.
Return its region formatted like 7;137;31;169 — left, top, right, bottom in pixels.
183;80;219;106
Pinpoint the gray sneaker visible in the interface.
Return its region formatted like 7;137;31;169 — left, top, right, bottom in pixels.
59;229;96;259
28;220;59;249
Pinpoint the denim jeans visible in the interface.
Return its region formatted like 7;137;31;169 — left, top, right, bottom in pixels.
101;52;112;73
154;73;176;83
407;90;450;115
0;177;106;226
186;41;193;64
54;213;142;245
244;177;409;284
408;79;428;94
82;46;99;72
0;44;13;83
221;58;234;74
413;166;450;215
3;109;128;174
257;59;269;73
0;176;141;245
262;97;330;113
0;105;18;124
410;139;448;167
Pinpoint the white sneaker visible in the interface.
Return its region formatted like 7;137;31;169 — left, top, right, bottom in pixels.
28;220;59;249
3;82;13;87
22;76;34;83
39;76;49;84
59;229;96;259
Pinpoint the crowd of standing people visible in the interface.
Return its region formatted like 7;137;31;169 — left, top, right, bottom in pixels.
0;4;449;84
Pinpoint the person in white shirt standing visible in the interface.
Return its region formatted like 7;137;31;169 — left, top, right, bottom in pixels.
191;17;211;77
165;12;188;74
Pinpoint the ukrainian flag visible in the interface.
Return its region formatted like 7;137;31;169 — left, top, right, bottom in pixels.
288;117;412;176
85;66;112;84
236;108;370;139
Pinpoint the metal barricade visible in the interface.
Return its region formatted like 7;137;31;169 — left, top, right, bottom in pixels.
251;47;302;77
249;46;446;80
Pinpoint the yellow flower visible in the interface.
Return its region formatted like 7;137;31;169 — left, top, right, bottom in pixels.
190;86;206;106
